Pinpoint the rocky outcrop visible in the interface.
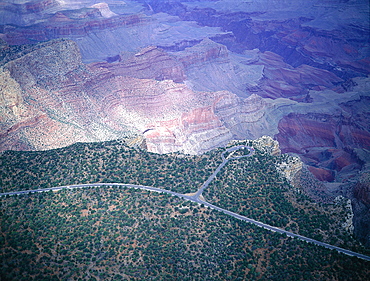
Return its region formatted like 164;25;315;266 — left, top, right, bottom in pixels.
275;98;370;182
146;0;368;102
0;67;24;120
0;39;126;151
334;195;354;234
256;51;344;100
214;93;266;138
174;43;264;97
251;135;303;183
172;0;369;78
173;38;229;68
174;40;344;101
144;103;233;154
352;179;370;247
0;0;61;26
14;0;59;14
0;38;260;154
252;135;280;156
93;46;186;82
3;13;147;45
90;3;117;18
307;166;335;183
0;1;229;63
3;36;368;165
277;156;303;183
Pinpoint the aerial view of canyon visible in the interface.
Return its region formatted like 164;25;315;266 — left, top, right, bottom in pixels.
0;0;369;280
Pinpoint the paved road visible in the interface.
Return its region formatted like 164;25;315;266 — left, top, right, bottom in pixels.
0;183;189;201
199;200;370;262
191;145;254;200
1;145;370;262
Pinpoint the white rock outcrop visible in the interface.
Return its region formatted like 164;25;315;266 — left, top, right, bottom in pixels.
334;195;354;234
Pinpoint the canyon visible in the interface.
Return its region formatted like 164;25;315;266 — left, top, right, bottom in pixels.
0;0;369;246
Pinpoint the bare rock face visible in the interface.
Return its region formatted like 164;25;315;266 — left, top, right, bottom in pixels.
3;37;366;165
144;102;233;154
173;38;229;68
0;38;265;154
2;12;147;45
252;135;281;156
173;41;263;97
172;40;344;101
0;39;126;151
92;46;186;82
2;37;302;155
90;2;117;18
0;0;61;26
252;135;304;185
253;136;304;185
257;52;344;100
0;68;24;120
276;99;370;182
0;1;229;63
307;166;335;183
277;156;303;183
214;93;266;138
334;195;354;235
86;75;234;154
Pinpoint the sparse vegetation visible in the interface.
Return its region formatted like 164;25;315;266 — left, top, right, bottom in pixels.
1;140;369;280
0;39;71;67
0;140;222;194
203;145;370;255
1;186;369;280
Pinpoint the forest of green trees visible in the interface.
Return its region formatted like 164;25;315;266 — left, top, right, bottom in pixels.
1;186;369;280
0;140;222;194
203;148;369;254
1;140;369;280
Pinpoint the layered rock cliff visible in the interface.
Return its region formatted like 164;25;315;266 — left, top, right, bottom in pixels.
0;1;229;63
0;38;266;154
275;93;370;183
93;46;186;83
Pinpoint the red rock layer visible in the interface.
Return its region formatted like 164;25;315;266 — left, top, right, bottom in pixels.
3;14;148;45
276;110;370;181
24;0;59;13
174;38;229;68
307;166;335;182
1;0;60;15
257;51;343;100
0;39;252;154
92;46;186;83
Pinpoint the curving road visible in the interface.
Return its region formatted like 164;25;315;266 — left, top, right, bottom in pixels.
1;145;370;262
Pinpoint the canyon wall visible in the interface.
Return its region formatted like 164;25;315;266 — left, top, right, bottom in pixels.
0;39;263;154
